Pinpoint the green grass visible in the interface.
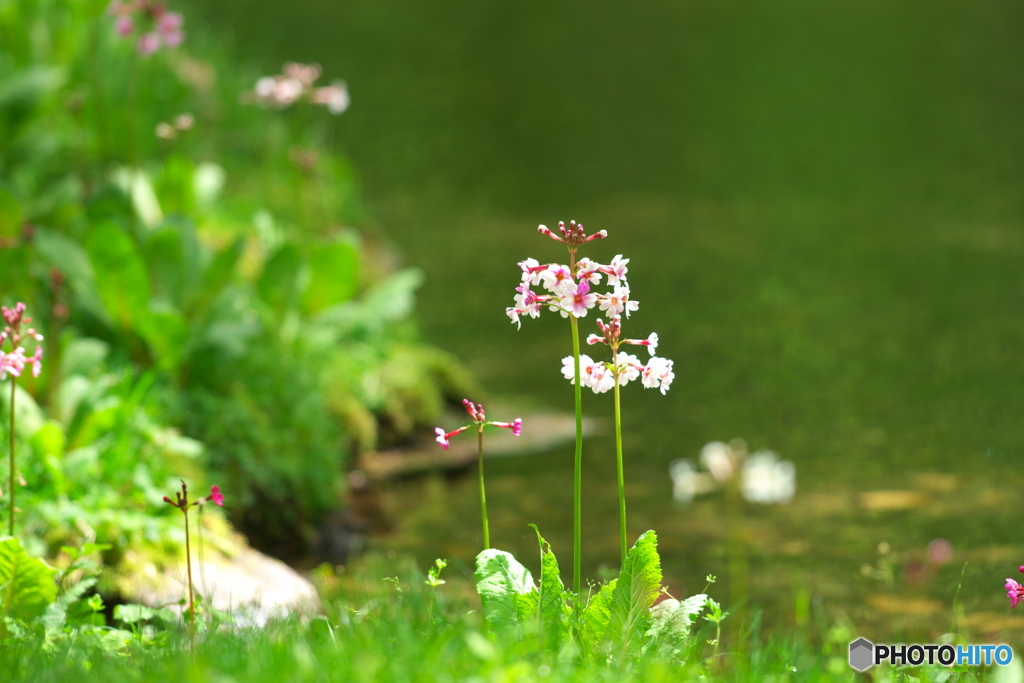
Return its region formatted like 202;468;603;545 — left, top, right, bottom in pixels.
0;553;1001;682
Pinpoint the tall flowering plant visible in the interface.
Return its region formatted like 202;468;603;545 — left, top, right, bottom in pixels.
505;221;674;583
164;481;223;653
1;303;43;536
435;399;521;550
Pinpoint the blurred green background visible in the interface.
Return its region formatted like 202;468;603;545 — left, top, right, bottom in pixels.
183;0;1024;636
3;0;1022;643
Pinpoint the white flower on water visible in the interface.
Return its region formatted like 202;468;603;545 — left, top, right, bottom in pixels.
741;450;796;504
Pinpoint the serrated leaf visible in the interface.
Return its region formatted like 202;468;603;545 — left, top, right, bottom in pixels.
530;524;570;651
0;536;57;622
474;548;536;637
581;579;617;657
606;530;662;650
644;593;709;655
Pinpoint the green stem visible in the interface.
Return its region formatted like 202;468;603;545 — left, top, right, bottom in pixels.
477;426;490;549
613;374;626;566
8;378;15;537
569;314;583;600
184;508;195;654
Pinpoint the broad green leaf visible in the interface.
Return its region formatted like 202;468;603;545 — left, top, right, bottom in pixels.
581;579;617;657
474;548;536;636
302;237;359;314
606;530;662;650
86;221;150;333
136;305;187;372
0;188;22;238
190;238;242;316
33;227;108;323
143;226;186;308
0;536;57;622
111;167;163;229
0;384;45;438
644;593;709;656
530;524;570;651
59;337;110;380
257;243;303;317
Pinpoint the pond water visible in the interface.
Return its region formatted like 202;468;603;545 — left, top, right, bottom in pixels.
186;0;1024;640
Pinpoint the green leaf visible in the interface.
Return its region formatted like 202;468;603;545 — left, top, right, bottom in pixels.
606;530;663;650
644;593;709;656
257;243;303;317
530;524;570;651
191;238;242;316
34;227;108;324
474;548;537;637
581;579;617;657
302;237;359;314
86;221;150;333
113;603;176;625
0;536;57;622
143;226;186;308
0;188;22;239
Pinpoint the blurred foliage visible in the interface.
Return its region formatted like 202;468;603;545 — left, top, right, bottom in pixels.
0;0;473;558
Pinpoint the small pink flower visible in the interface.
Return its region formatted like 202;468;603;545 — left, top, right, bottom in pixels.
603;255;630;288
491;418;522;436
29;346;43;378
541;265;576;297
137;32;160;56
559;281;598;318
1007;578;1024;608
116;15;134;36
157;11;183;33
209;485;224;506
434;426;467;450
462;399;485;421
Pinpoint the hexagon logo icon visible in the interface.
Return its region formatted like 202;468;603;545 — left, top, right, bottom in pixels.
849;637;874;671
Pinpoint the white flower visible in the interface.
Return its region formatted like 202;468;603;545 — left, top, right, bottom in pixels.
614;352;641;386
741;451;796;504
699;441;735;483
605;254;629;288
669;459;715;503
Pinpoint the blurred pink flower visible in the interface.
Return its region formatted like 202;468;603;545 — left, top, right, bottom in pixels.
209;485;224;506
1006;578;1024;608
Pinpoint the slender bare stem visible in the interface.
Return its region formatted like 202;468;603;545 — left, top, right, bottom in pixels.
8;378;15;537
477;426;490;549
569;314;583;601
183;508;195;654
613;373;626;566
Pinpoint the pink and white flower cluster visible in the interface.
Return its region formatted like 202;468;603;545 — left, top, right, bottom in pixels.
247;63;350;115
506;250;637;328
108;1;185;56
562;349;674;395
0;303;43;381
434;399;522;450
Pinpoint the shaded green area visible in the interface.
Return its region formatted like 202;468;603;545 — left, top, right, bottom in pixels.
186;0;1024;641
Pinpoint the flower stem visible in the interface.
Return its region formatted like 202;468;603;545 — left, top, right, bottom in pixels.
477;425;490;549
613;374;626;566
184;508;195;654
569;314;583;600
8;378;15;537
